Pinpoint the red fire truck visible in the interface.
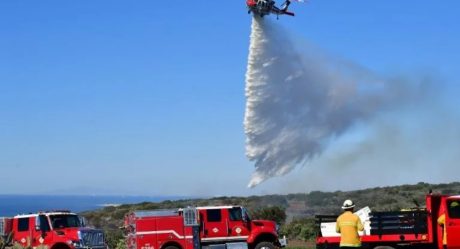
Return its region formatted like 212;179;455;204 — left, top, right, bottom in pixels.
316;194;460;249
0;210;106;249
124;206;287;249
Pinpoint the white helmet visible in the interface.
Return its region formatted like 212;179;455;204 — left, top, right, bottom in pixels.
342;199;355;210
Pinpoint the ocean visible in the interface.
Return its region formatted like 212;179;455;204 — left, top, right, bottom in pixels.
0;195;181;216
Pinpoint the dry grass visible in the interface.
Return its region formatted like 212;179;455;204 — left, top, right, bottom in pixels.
286;239;315;249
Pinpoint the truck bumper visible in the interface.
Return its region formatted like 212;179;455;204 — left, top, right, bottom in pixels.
74;246;107;249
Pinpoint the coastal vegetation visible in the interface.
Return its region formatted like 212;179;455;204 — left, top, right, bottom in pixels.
81;182;460;249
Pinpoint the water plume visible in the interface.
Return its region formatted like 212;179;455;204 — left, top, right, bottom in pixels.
244;17;401;187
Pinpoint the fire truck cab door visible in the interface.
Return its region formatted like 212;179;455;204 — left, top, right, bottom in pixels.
35;215;53;246
201;209;228;240
446;199;460;249
227;207;250;238
14;217;33;248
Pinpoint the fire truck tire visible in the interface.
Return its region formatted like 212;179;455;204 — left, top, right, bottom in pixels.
164;245;180;249
51;243;71;249
255;242;275;249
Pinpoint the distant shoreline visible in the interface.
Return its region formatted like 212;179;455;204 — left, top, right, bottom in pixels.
0;195;185;216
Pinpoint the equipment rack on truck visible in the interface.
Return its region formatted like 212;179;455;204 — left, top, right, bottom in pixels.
316;194;460;249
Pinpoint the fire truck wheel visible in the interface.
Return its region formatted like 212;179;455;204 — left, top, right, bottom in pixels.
164;245;180;249
255;242;275;249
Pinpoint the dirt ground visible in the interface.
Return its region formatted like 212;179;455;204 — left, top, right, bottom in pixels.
286;239;315;249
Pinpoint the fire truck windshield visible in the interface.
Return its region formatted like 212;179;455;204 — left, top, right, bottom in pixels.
50;214;83;229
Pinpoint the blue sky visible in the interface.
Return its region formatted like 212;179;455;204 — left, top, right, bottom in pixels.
0;0;459;196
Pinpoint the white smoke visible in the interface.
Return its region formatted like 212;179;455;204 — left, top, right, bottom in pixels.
244;18;411;187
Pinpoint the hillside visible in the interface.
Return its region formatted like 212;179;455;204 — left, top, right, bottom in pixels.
82;182;460;248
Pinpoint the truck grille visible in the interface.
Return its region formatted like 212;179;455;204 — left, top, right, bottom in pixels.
80;230;105;248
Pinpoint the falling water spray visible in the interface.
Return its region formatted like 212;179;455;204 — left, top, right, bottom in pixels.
244;17;391;188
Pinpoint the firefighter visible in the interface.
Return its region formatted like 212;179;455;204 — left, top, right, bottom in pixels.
438;201;460;249
438;212;447;249
336;200;364;249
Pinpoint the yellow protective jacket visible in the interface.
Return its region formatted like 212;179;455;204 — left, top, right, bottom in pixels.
336;211;364;247
437;213;447;245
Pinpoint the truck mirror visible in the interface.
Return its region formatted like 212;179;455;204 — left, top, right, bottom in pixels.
242;212;248;223
79;217;87;227
241;207;250;223
35;216;41;231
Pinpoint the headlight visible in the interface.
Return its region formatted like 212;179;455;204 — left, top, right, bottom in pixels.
71;240;82;247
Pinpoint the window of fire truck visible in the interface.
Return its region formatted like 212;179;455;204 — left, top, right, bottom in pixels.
447;200;460;218
206;209;222;222
35;215;51;232
18;218;29;232
229;207;243;221
50;215;83;229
